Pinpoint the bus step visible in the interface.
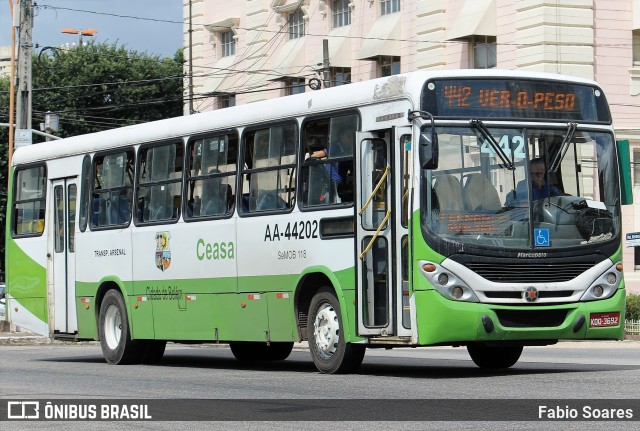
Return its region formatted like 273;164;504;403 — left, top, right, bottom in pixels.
368;337;412;345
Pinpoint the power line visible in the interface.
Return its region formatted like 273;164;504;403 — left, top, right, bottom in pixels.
36;3;640;49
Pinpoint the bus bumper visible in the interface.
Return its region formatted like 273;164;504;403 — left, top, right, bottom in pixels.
413;288;626;345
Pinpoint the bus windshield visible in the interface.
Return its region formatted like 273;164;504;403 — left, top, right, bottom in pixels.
423;125;620;251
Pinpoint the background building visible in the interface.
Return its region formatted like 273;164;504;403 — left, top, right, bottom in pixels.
0;46;14;77
183;0;640;293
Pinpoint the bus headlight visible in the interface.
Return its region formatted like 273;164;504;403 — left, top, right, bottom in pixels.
592;285;604;297
580;262;621;302
451;286;464;299
419;260;479;302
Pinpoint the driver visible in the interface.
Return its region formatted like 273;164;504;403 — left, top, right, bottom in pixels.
506;157;561;206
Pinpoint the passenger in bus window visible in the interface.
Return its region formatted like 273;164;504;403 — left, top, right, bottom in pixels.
307;127;354;203
308;126;353;159
506;157;562;206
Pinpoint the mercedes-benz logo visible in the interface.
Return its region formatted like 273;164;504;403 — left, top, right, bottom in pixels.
524;286;539;302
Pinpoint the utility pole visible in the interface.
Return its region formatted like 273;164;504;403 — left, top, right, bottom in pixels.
188;0;194;114
7;0;18;168
15;0;34;147
322;39;330;88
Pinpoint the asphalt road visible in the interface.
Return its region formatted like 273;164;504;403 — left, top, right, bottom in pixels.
1;341;639;430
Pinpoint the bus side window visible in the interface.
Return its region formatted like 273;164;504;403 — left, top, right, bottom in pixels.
13;165;47;236
91;150;134;228
242;124;296;213
301;114;358;207
186;133;238;220
137;141;183;223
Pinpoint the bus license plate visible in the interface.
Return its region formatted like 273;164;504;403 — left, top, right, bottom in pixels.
589;312;620;327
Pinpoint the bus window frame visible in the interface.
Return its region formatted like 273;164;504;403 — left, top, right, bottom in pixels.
134;139;184;227
297;110;361;213
79;155;91;233
238;120;298;218
183;129;239;222
11;162;48;238
90;147;135;231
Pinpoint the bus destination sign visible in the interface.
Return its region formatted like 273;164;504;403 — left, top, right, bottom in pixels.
423;79;611;123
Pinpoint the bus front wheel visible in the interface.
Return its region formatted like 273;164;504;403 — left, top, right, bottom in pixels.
98;289;144;365
307;287;365;374
467;343;523;369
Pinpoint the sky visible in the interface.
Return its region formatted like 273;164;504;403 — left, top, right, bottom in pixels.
1;0;183;58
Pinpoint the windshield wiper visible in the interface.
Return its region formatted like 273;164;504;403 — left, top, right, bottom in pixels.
470;119;515;170
549;122;577;173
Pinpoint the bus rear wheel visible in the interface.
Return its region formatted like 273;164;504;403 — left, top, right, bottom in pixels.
98;289;144;365
229;341;294;361
307;287;365;374
467;343;523;369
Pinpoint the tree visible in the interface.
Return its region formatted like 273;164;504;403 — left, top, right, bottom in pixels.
0;42;184;280
33;42;184;138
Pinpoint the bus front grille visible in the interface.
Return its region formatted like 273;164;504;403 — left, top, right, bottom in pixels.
466;263;593;283
494;309;569;328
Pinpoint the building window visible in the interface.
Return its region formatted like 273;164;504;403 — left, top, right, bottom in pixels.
471;35;496;69
221;31;235;57
332;0;351;28
634;30;640;66
330;67;351;86
289;9;305;39
286;78;306;95
218;94;236;109
379;56;400;77
381;0;400;15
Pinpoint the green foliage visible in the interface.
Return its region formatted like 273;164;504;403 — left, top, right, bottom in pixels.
1;43;183;279
32;42;184;139
627;293;640;321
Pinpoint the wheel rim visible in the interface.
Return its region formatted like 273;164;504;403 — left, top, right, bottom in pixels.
104;304;122;350
313;302;339;358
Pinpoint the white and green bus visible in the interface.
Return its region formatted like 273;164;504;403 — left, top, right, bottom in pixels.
6;70;632;373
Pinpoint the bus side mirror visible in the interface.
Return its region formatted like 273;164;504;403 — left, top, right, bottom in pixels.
419;131;438;170
617;139;633;205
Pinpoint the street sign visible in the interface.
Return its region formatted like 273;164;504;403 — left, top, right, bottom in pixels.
15;129;32;147
626;232;640;247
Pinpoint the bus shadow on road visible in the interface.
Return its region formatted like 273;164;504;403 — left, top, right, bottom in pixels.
38;347;640;378
357;360;640;379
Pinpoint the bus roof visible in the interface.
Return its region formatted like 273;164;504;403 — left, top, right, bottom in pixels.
11;69;602;166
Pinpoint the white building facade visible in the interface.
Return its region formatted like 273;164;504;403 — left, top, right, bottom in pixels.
183;0;640;293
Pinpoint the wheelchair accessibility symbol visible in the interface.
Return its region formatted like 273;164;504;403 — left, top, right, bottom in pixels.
534;228;550;247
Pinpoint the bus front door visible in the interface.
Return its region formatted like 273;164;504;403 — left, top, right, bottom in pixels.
356;128;411;338
50;177;78;335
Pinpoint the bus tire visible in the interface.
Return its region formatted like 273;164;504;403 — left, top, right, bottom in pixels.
229;341;294;361
307;287;365;374
467;343;523;369
141;340;167;364
98;289;144;365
